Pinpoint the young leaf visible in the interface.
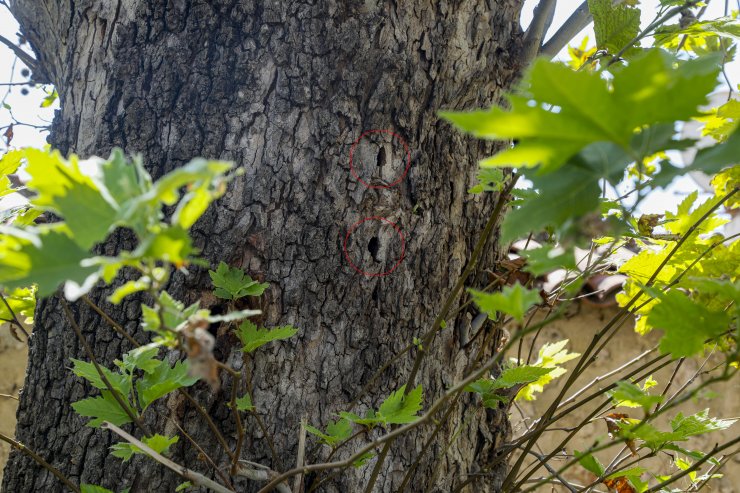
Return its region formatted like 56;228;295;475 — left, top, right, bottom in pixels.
608;380;663;411
576;449;605;476
136;360;199;411
71;391;135;428
0;286;36;324
645;288;731;357
305;418;353;447
466;365;553;407
377;385;423;425
515;340;580;401
588;0;640;54
70;359;132;397
468;283;541;323
0;227;98;298
235;320;298;353
81;486;115;493
235;393;254;411
209;261;269;300
111;434;179;462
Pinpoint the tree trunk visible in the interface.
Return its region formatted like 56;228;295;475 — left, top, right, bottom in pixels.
3;1;524;492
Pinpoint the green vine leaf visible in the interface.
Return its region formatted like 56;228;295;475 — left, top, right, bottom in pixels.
305;418;353;447
111;434;179;462
71;391;135;428
136;360;199;411
469;282;541;323
377;384;423;425
235;320;298;353
588;0;641;54
209;261;269;300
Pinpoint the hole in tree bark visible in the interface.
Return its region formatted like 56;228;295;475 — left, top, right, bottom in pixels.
376;147;386;168
368;236;380;261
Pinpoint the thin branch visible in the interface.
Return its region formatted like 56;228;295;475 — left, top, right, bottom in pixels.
523;0;558;62
102;422;235;493
236;461;291;493
646;437;740;492
540;0;591;58
293;418;307;493
60;298;151;436
0;34;37;72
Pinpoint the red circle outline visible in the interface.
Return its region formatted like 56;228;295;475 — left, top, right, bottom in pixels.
342;216;406;277
349;129;411;189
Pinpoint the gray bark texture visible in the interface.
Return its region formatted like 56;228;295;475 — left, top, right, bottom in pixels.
3;1;525;492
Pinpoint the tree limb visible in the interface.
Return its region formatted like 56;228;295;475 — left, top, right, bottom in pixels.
524;0;558;62
0;34;37;73
540;0;592;58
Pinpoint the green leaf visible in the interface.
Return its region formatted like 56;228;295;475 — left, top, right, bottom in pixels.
108;278;150;305
110;434;179;462
588;0;640;54
24;149;118;249
118;344;161;375
71;358;132;396
645;288;731;357
81;486;115;493
235;393;254;411
515;340;580;401
209;262;269;300
608;380;663;411
469;167;505;194
235;320;298;353
576;450;605;476
469;283;541;323
136;360;199;411
378;385;423;425
72;391;134;428
40;89;58;108
0;227;98;298
337;410;383;428
175;482;192;492
305;418;353;447
441;51;719;173
520;246;577;276
466;365;554;407
0;286;36;323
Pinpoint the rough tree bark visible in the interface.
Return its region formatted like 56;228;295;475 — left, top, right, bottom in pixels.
3;1;525;492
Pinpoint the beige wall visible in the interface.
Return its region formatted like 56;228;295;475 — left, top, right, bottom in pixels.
0;325;28;486
509;304;739;492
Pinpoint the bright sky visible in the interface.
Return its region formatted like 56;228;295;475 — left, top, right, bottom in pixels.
1;2;738;215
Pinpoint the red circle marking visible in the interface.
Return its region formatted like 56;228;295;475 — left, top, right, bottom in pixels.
349;129;411;189
342;216;406;277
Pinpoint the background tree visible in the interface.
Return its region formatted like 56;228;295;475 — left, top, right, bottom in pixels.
1;1;533;492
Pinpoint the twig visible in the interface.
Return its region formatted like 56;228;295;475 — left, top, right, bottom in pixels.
293;418;307;493
0;393;19;400
153;409;235;489
61;298;151;436
102;421;235;493
0;431;80;493
646;436;740;492
0;34;37;73
524;449;578;493
236;461;291;493
540;0;591;58
524;0;558;62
